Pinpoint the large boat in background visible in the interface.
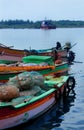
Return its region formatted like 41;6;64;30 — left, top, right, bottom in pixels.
41;20;56;29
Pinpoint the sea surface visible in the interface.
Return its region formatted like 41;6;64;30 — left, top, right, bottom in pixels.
0;28;84;130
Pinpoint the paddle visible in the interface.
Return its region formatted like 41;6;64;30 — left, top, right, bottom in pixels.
37;42;77;53
73;61;83;64
52;42;77;51
62;42;77;50
70;43;77;49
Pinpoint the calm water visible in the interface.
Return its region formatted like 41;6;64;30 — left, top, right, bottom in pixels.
0;28;84;130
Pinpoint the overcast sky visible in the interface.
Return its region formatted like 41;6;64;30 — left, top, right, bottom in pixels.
0;0;84;21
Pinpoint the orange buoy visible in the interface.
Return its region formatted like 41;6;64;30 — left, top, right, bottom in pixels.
55;59;62;64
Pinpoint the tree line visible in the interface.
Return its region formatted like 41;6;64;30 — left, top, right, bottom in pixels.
0;19;84;28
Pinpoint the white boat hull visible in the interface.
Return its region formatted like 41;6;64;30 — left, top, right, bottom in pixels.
0;97;55;130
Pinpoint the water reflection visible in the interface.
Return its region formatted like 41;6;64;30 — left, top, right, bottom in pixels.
39;90;76;130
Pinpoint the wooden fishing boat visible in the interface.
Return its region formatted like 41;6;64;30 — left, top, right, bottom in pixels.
0;55;69;83
36;48;75;64
0;43;75;64
0;71;75;130
31;42;76;64
0;43;28;63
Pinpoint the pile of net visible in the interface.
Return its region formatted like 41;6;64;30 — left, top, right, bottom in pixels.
0;84;20;101
0;71;45;101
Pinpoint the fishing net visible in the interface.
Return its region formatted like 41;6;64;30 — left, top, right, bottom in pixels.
7;71;45;91
1;71;46;101
0;84;20;101
11;96;33;105
30;71;44;87
20;85;42;96
7;71;34;91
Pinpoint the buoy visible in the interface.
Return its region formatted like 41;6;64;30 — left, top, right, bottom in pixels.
55;59;62;64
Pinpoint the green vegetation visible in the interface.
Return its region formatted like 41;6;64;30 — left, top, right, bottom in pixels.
0;19;84;29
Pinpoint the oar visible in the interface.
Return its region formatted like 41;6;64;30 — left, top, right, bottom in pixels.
50;42;76;51
73;61;83;63
62;42;77;49
70;43;77;49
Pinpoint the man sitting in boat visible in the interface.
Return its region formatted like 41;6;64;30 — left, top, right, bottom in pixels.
64;42;71;52
56;42;62;50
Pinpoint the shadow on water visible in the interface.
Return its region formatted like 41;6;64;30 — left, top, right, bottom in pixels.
7;90;76;130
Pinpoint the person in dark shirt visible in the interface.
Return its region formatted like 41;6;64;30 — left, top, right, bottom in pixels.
56;42;62;50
